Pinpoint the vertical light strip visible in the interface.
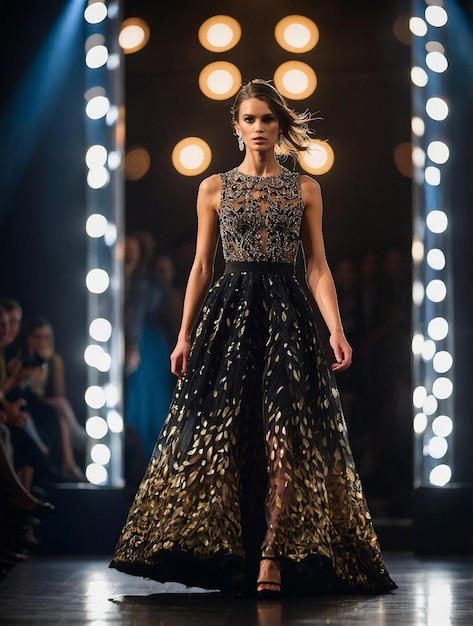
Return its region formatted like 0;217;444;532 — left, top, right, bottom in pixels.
411;0;454;488
84;0;125;486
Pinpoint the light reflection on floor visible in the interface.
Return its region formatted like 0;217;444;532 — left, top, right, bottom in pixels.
1;553;472;625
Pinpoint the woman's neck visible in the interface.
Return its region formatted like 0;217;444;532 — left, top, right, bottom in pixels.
237;154;282;177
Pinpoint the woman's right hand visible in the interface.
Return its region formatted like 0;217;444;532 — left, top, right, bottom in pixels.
170;338;191;377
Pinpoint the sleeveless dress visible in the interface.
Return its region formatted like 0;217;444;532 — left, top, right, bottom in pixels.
109;167;397;596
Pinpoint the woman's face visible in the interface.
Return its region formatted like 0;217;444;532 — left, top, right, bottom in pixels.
234;98;280;153
28;324;53;357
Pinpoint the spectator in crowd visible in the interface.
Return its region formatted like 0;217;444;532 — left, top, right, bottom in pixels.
0;387;54;577
9;317;87;483
0;298;22;363
124;232;175;462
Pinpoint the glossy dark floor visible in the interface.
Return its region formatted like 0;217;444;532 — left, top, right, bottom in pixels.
1;553;472;625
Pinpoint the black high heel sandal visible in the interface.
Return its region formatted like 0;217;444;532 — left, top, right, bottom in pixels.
256;556;282;599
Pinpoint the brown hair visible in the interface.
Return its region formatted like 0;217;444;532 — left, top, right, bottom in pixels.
231;79;316;160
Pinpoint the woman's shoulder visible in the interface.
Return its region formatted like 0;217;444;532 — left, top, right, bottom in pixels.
299;173;320;192
198;173;222;195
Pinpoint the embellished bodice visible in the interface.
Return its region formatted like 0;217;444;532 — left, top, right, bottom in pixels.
218;167;304;264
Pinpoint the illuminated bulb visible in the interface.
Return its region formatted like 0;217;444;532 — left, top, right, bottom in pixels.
86;95;110;120
421;339;436;360
412;280;425;305
107;410;124;433
89;318;112;343
91;443;111;465
433;351;453;374
426;279;446;302
87;167;110;189
425;6;448;27
413;412;428;434
85;385;106;409
428;436;448;459
86;44;109;69
427;141;449;164
412;239;424;263
411;66;428;87
86;415;108;439
425;166;441;185
84;2;107;24
432;376;453;399
409;17;428;36
426;210;448;233
413;385;427;408
423;394;438;416
86;145;107;169
411;116;425;136
426;51;448;73
432;415;453;437
411;333;424;355
426;97;449;121
86;214;107;238
86;269;110;294
412;146;426;167
86;463;108;485
427;317;448;341
426;248;445;270
429;464;451;486
84;344;105;367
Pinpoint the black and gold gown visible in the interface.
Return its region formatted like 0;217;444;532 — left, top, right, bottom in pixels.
109;167;397;596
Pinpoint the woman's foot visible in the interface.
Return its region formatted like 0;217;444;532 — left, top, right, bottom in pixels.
256;556;282;599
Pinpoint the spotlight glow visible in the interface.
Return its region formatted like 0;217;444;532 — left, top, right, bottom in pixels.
425;6;448;27
426;248;445;270
426;210;448;233
427;141;449;164
86;269;110;294
426;97;449;120
409;17;428;36
86;214;108;238
411;66;429;87
426;51;448;73
425;279;447;302
429;464;451;486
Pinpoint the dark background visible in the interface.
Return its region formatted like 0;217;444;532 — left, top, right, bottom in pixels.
1;0;472;512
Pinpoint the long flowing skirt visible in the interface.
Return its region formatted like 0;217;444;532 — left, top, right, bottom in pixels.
110;263;397;596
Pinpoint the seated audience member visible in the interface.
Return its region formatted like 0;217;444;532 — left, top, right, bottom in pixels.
0;298;23;362
0;391;54;576
9;317;87;482
0;307;56;493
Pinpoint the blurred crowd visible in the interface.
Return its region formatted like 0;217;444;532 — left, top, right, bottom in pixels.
331;246;412;516
0;300;86;578
0;231;412;580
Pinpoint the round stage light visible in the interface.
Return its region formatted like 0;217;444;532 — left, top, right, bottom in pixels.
274;61;317;99
199;62;241;100
299;139;334;175
198;15;241;52
119;17;150;54
274;15;319;53
172;137;212;176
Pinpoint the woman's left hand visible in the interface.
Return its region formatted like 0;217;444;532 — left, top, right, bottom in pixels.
329;330;353;372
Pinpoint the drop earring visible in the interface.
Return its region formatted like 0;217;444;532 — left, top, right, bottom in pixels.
277;132;283;147
237;134;244;151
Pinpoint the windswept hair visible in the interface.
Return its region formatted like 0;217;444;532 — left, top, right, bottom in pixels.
231;79;319;161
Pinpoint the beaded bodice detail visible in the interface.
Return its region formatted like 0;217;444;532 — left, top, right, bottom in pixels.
218;167;304;264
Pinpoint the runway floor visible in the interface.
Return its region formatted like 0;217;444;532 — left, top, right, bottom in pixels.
1;552;472;625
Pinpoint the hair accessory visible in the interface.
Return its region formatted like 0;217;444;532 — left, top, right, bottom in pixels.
237;134;244;151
